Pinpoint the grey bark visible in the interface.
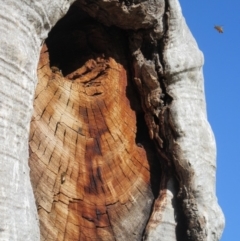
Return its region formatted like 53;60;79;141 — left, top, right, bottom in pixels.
0;1;76;240
0;0;224;240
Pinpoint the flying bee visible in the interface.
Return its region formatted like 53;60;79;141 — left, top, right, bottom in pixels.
214;25;223;33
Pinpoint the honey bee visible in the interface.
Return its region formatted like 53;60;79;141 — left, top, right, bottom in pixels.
214;25;223;33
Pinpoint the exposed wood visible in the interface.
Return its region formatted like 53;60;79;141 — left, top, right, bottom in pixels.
29;12;161;240
0;0;224;240
27;1;225;241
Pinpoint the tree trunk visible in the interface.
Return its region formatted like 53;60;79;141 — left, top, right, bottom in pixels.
0;0;224;241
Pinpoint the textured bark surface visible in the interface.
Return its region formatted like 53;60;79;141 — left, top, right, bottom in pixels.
0;1;77;240
0;0;225;241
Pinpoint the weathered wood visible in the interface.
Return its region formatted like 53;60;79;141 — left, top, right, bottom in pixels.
1;0;225;240
27;1;225;241
29;13;161;240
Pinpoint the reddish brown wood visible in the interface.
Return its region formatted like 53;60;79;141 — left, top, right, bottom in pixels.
29;18;159;239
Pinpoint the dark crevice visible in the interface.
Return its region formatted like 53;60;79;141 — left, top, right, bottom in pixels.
91;92;102;96
175;195;189;241
46;4;129;76
135;112;161;199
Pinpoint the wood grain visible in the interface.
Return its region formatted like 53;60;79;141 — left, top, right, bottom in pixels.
29;36;157;240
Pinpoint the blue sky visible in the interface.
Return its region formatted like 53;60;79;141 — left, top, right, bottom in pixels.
180;0;240;240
